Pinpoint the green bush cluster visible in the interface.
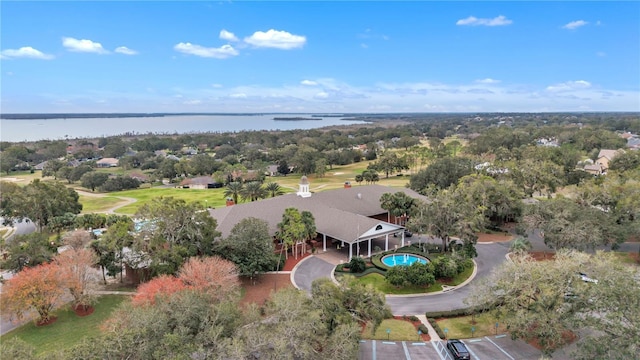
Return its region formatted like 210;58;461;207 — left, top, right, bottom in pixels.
417;324;429;335
385;262;436;287
428;318;447;339
348;256;366;273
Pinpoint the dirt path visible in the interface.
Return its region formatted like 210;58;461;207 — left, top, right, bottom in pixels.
76;190;138;214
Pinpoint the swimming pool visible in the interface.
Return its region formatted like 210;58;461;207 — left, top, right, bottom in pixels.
382;253;429;267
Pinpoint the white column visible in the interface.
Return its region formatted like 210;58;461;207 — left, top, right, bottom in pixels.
368;238;372;257
323;234;327;252
385;234;389;251
401;232;405;247
349;243;353;260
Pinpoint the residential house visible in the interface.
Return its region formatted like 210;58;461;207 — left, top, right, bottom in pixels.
96;157;119;168
179;176;222;189
596;149;624;172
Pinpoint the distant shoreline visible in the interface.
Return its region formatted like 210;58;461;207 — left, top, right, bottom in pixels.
273;117;321;121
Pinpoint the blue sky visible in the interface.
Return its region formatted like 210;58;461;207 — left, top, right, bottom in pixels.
1;1;639;113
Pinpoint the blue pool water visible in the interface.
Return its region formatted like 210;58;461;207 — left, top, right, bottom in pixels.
382;254;429;267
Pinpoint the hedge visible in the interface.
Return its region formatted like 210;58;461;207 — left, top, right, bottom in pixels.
417;324;429;334
428;318;447;339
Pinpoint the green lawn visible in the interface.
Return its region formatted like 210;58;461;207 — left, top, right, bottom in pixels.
436;312;507;339
361;318;420;341
1;295;128;356
78;195;128;213
355;273;444;294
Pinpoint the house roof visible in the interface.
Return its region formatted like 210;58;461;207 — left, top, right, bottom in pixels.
597;149;621;161
181;176;216;186
208;184;426;244
96;157;119;165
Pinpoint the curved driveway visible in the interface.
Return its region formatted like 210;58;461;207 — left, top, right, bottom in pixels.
293;241;511;315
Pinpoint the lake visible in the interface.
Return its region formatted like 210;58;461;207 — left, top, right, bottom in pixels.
0;114;369;142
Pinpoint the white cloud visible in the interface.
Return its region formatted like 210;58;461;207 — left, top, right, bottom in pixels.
220;29;239;42
115;46;138;55
211;83;223;88
475;78;501;84
314;91;329;99
244;29;306;49
183;99;202;105
456;15;512;26
174;43;239;59
596;51;606;57
562;20;588;30
229;93;247;98
1;46;54;60
301;80;318;86
62;37;109;54
546;80;592;92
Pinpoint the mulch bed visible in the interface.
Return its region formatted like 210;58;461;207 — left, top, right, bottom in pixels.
281;251;312;271
393;316;431;341
73;304;95;317
477;232;514;243
239;273;293;308
36;316;58;327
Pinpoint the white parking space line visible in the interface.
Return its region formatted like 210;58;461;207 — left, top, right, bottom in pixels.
372;339;376;360
431;341;447;360
484;336;515;360
401;341;412;360
461;340;481;360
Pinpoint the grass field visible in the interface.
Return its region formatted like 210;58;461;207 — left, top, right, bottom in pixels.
361;318;419;341
1;295;128;356
1;160;415;215
355;273;444;294
436;312;507;339
78;194;129;213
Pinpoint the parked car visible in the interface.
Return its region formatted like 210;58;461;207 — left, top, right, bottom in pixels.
393;230;413;238
446;339;471;360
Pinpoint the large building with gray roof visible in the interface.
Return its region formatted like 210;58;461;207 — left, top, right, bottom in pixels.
208;177;427;259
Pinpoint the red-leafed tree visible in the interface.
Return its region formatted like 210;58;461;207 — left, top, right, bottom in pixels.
132;274;186;306
178;256;240;302
54;248;100;311
1;263;65;325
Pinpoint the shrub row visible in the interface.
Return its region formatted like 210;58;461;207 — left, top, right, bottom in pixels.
417;324;430;335
428;318;447;339
425;302;499;319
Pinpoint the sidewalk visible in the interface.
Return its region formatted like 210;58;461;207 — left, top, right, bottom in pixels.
416;314;442;341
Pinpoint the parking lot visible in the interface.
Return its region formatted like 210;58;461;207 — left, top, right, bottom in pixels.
358;335;559;360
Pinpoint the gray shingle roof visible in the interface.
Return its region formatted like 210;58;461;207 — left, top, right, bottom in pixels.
208;184;426;243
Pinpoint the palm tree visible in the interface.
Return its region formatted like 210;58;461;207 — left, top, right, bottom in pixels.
241;181;267;202
301;210;317;255
223;181;244;204
265;182;284;197
510;236;532;254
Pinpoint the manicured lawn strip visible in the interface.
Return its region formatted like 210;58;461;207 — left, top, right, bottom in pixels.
448;263;475;286
1;295;128;355
356;273;443;294
436;313;506;339
112;188;229;214
361;319;419;341
0;171;42;185
79;195;127;213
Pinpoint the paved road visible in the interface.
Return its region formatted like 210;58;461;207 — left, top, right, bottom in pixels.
292;256;337;291
293;241;512;314
386;242;510;315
